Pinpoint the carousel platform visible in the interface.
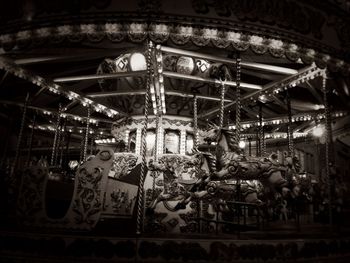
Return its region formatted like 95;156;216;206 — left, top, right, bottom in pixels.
1;220;350;263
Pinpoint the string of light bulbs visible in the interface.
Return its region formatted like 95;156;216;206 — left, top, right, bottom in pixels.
0;57;120;118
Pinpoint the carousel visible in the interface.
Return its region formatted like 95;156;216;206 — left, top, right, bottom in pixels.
1;1;350;262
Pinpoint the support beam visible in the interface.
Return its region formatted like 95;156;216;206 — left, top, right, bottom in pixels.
305;81;324;105
166;90;233;102
0;99;114;124
53;70;147;83
0;70;9;87
0;56;126;117
242;107;260;119
14;48;137;65
57;80;96;111
228;109;335;127
62;101;79;112
241;68;280;81
160;46;298;75
272;95;289;112
87;90;146;98
199;65;319;119
163;71;262;90
293;121;313;133
87;89;233;102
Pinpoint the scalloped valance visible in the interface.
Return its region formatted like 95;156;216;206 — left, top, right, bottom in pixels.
1;22;349;76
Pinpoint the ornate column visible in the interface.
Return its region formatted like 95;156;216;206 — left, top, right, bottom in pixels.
180;129;187;155
124;129;129;152
157;126;164;156
135;127;142;154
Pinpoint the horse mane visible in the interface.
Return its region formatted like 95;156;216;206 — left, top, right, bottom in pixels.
190;150;217;173
219;128;241;153
200;152;217;173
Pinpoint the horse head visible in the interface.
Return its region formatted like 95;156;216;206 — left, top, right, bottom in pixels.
202;123;220;144
266;152;280;166
283;152;301;174
202;124;243;155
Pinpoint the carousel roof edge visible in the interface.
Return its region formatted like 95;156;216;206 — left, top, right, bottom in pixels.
0;0;349;74
1;20;349;76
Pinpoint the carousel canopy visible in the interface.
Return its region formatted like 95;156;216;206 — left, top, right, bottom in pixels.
0;0;349;146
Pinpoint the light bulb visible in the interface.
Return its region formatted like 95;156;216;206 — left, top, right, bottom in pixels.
312;125;324;137
239;141;246;149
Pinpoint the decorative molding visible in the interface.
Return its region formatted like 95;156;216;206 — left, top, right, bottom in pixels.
110;154;138;180
17;166;48;224
16;149;114;230
1;234;350;262
0;22;349;75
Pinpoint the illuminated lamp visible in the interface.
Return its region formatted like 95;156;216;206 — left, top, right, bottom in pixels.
129;53;147;71
313;104;325;110
176;56;195;75
239;141;246;149
258;94;272;103
312;125;324;137
145;132;156;151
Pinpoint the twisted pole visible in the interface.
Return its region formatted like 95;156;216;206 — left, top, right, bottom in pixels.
259;103;265;156
152;112;161;199
322;71;333;226
83;106;91;162
26;114;36;166
79;131;85;164
11;93;29;176
54;114;63;166
59;120;67;167
193;94;199;150
136;41;153;235
235;54;241;145
286;88;294;156
219;81;225;129
51;104;62;166
235;54;242;199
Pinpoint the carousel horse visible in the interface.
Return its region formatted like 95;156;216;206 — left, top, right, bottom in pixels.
186;151;263;207
282;153;303;198
147;151;262;213
146;154;202;213
203;126;291;197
